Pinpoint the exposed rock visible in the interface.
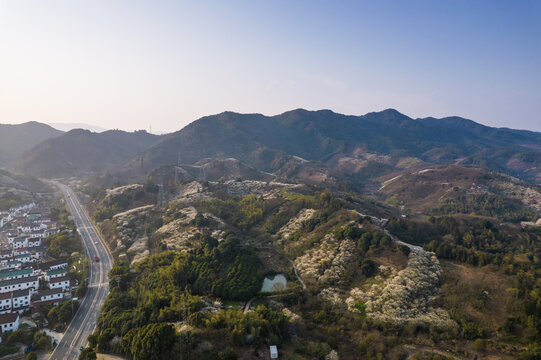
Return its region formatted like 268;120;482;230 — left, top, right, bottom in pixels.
346;245;456;330
127;236;148;265
160;207;198;229
130;249;149;265
282;308;302;323
215;179;302;197
179;181;203;197
105;184;143;198
325;350;339;360
295;235;356;286
113;205;155;219
319;287;344;307
112;204;154;262
155;206;225;251
493;180;541;212
278;208;316;240
172;181;212;204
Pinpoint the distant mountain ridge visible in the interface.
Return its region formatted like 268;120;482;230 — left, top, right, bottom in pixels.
120;109;541;184
0;122;63;167
47;122;109;133
14;129;162;177
12;109;541;184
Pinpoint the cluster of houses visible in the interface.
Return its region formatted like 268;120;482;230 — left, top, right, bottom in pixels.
0;203;71;333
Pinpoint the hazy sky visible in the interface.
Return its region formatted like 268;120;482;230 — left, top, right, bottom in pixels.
1;1;540;133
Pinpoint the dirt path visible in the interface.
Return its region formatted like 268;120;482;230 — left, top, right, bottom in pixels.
291;260;306;290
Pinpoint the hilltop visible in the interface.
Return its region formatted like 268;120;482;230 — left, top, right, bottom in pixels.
14;129;162;178
0;122;63;167
117;109;541;185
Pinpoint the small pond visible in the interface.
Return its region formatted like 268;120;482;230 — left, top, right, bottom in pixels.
261;274;287;292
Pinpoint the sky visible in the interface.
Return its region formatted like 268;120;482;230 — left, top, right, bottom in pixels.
0;1;540;133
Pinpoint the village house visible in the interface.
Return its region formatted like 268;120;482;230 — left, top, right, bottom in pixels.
39;259;68;272
35;288;64;305
45;268;67;282
12;236;28;249
0;260;21;271
6;230;18;245
0;275;39;294
0;313;19;333
11;289;31;313
0;293;11;313
0;268;34;281
48;276;70;291
15;253;32;263
27;237;42;247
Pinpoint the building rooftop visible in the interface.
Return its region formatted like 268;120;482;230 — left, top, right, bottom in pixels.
0;275;38;287
0;268;33;279
38;288;63;297
12;289;29;298
0;313;19;324
47;269;67;276
49;276;70;284
38;259;69;271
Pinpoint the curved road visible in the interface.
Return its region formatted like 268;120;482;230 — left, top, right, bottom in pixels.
49;183;113;360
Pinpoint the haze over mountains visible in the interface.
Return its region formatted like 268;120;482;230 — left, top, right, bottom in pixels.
47;122;109;133
4;109;541;184
0;122;63;167
12;129;161;178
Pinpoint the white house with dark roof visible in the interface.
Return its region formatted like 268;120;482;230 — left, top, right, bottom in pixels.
36;288;64;304
11;289;30;313
15;253;31;264
27;237;42;247
45;268;67;282
0;293;11;313
0;276;39;294
17;224;31;234
12;237;28;249
0;268;34;281
48;276;70;291
0;290;30;314
0;260;21;271
0;313;19;333
39;259;68;272
29;247;45;260
6;230;18;245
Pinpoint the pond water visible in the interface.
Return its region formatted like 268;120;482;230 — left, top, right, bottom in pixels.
261;274;287;292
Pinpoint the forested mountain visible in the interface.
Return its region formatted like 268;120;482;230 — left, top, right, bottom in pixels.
14;129;162;177
81;171;541;359
0;122;63;167
121;109;541;184
68;110;541;360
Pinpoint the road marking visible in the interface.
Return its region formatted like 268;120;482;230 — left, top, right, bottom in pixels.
49;184;113;359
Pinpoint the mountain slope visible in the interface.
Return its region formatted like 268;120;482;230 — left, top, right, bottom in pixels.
14;129;162;177
0;122;63;167
0;169;52;209
123;109;541;183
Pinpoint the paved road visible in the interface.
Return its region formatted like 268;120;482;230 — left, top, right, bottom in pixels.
49;183;113;360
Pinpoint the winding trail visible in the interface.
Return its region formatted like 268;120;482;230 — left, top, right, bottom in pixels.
243;297;256;313
291;260;307;290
